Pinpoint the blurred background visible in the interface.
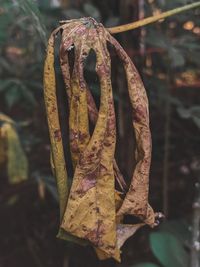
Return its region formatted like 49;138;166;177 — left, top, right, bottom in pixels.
0;0;200;267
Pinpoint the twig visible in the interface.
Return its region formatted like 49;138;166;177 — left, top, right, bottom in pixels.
162;83;171;218
190;183;200;267
108;2;200;34
63;255;69;267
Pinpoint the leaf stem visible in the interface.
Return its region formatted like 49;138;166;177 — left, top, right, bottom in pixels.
108;2;200;34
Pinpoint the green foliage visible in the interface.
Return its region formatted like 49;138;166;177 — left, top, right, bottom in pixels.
132;263;159;267
0;0;46;113
83;3;101;21
158;220;190;245
150;231;189;267
146;30;185;68
177;105;200;129
0;1;14;45
0;79;36;109
133;220;190;267
16;0;47;44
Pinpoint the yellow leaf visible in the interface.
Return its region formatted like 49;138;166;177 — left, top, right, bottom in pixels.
44;18;157;262
0;115;28;184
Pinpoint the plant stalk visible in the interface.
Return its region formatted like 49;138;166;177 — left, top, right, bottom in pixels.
108;1;200;34
190;182;200;267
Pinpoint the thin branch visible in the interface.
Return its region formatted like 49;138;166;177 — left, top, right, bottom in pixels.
108;2;200;34
190;182;200;267
162;91;171;218
190;160;200;267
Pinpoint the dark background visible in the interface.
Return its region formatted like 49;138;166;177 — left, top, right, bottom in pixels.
0;0;200;267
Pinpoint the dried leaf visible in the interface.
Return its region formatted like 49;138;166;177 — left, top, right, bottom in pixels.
44;18;157;262
43;26;69;220
116;223;144;248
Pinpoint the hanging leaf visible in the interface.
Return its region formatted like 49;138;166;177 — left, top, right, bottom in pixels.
44;17;157;262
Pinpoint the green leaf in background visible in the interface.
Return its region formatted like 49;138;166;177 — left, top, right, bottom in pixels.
63;9;84;19
16;0;47;44
0;1;14;45
169;47;185;68
150;232;189;267
177;105;200;129
132;263;160;267
83;3;101;22
3;80;36;109
20;84;37;106
105;16;120;27
146;30;185;68
146;30;170;49
158;220;190;245
5;85;20;109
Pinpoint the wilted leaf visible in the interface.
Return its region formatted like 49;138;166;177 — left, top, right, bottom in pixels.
44;17;157;262
117;224;144;248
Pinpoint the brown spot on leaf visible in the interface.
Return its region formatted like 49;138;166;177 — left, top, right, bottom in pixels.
76;167;99;196
133;105;146;123
54;130;62;141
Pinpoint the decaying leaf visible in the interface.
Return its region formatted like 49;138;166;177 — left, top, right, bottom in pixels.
0;113;28;184
43;17;157;262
